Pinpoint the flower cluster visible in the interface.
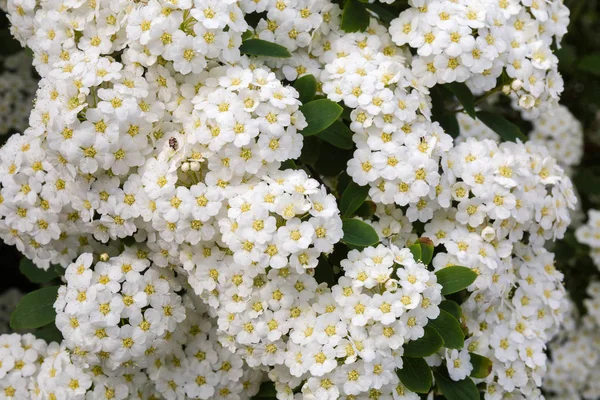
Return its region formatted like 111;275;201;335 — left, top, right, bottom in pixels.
389;0;568;113
0;51;37;136
544;282;600;399
576;210;600;269
458;104;583;175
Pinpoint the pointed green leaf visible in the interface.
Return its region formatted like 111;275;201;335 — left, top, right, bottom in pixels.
318;120;354;150
446;82;476;119
404;326;445;358
428;309;464;349
240;39;291;58
396;357;432;394
417;237;434;265
341;0;370;33
36;323;63;343
439;300;462;321
435;266;478;295
469;353;493;379
342;219;379;247
476;111;527;142
433;367;479;400
19;258;58;284
294;74;318;104
300;99;344;136
314;256;335;286
10;286;60;330
408;243;422;263
340;181;370;217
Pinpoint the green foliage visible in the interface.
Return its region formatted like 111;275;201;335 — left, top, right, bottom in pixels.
446;82;476;119
300;99;344;136
476;111;528;142
340;181;370;217
293;74;317;104
435;266;478;295
469;353;493;379
317;120;354;149
433;366;480;400
403;326;444;358
239;39;291;58
252;382;277;399
578;54;600;77
341;219;379;247
10;286;60;330
19;258;58;284
314;256;335;286
439;300;462;321
427;310;465;349
341;0;370;33
396;357;432;393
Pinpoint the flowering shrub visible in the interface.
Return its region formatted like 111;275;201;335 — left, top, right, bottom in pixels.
0;0;585;399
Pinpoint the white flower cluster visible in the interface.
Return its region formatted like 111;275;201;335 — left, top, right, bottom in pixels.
0;51;37;136
55;250;186;370
457;104;583;175
390;0;568;113
370;138;575;397
0;288;21;334
545;282;600;400
575;210;600;269
263;244;442;400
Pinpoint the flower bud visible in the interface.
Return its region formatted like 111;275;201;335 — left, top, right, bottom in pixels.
181;162;190;172
481;226;496;242
385;279;399;292
502;85;511;95
190;161;201;172
519;94;535;109
511;79;523;91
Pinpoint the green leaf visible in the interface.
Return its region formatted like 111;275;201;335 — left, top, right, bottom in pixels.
239;39;291;58
341;0;370;33
355;201;376;219
435;266;478;295
578;54;600;76
10;286;60;330
340;181;370;217
439;300;462;321
19;258;59;284
404;326;444;358
252;381;277;399
417;237;434;265
363;2;396;24
396;357;432;393
300;99;344;136
446;82;476;119
408;243;421;263
318;120;354;150
342;219;379;247
433;367;480;400
314;142;353;177
299;136;321;166
428;310;464;349
476;111;527;142
36;323;63;343
314;256;335;286
469;353;493;379
294;74;318;105
280;159;298;170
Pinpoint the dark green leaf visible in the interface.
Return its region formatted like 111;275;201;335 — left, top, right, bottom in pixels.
439;300;462;321
252;381;277;399
417;237;434;265
342;219;379;247
300;99;344;136
433;367;479;400
314;142;353;177
340;181;370;217
435;266;478;295
314;256;335;286
280;159;298;170
341;0;370;33
438;113;460;138
446;82;476;119
364;2;396;24
469;353;493;379
428;310;464;349
578;54;600;76
404;326;444;358
10;286;60;330
299;136;321;166
19;258;58;284
476;111;527;142
318;120;354;150
294;74;318;104
396;357;432;393
355;201;376;219
36;323;63;343
239;39;291;58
